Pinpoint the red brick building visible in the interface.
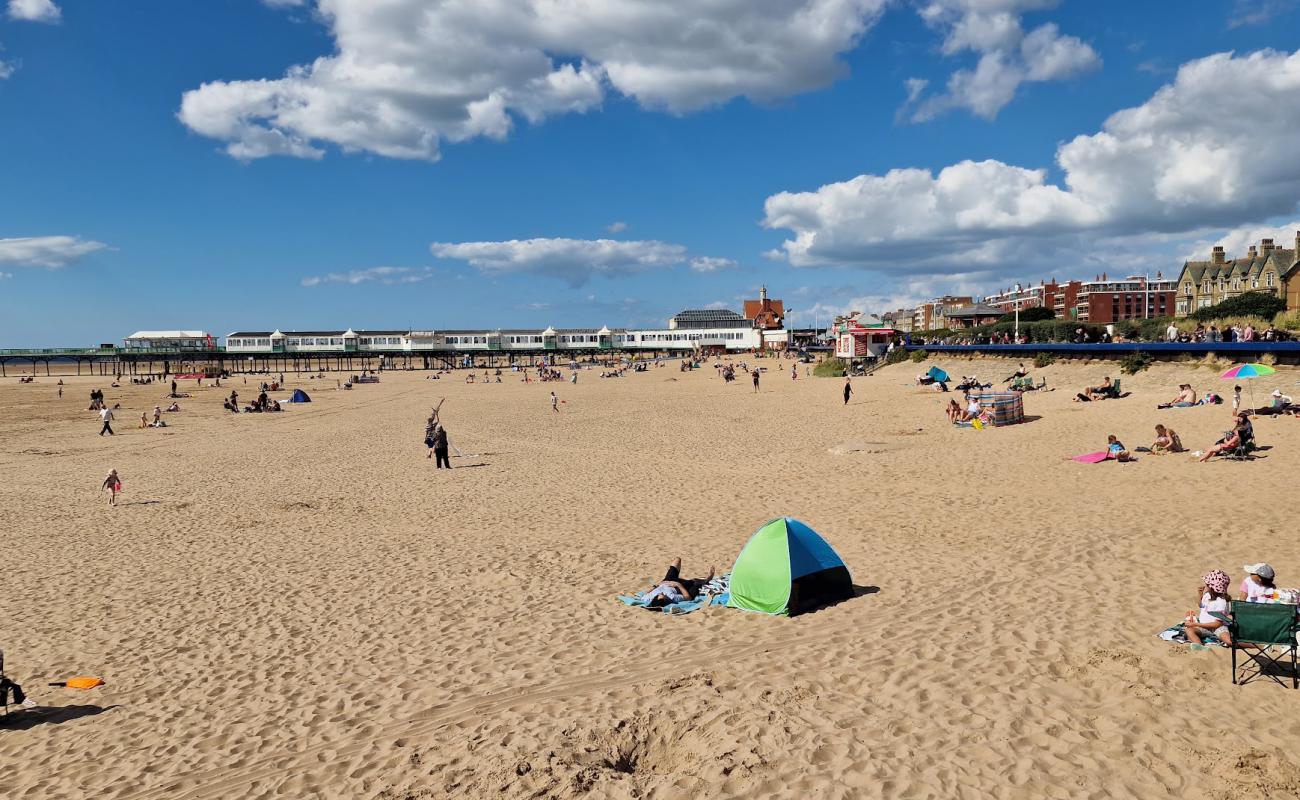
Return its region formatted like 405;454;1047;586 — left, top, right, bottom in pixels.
1073;274;1175;323
743;285;785;330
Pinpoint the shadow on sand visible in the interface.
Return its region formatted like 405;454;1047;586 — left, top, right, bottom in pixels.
0;704;116;730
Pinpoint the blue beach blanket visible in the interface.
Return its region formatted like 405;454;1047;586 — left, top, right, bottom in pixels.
620;575;730;615
1157;622;1228;648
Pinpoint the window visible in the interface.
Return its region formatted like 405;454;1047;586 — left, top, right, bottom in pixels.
1252;278;1259;288
1266;272;1275;287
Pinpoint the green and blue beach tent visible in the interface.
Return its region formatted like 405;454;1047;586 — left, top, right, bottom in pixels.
727;517;853;616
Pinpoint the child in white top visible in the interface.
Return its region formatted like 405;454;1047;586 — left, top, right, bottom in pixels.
1185;570;1233;648
1240;563;1277;603
1232;386;1242;412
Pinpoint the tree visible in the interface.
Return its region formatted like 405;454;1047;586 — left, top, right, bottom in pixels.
1189;292;1286;322
997;306;1056;324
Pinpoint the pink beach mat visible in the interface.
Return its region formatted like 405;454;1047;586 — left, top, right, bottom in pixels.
1071;451;1110;463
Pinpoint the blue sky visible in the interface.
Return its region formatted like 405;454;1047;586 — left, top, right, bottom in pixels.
3;0;1300;345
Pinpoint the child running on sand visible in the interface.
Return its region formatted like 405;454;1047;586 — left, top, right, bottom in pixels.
1185;570;1233;649
101;469;121;506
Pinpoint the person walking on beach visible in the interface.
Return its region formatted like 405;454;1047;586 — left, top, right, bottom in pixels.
101;469;121;506
98;405;115;436
171;379;177;397
752;369;760;393
424;415;437;459
432;424;451;469
550;391;559;413
843;377;852;405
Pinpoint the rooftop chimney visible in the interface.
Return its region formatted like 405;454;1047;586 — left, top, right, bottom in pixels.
1248;245;1257;258
1261;238;1275;254
1295;230;1299;254
1212;245;1225;264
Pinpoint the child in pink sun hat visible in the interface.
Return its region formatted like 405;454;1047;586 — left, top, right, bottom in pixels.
1185;570;1233;649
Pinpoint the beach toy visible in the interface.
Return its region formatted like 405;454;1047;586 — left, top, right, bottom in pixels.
49;676;104;689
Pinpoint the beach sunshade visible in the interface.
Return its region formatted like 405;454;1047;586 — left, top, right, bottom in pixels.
290;389;311;403
927;366;949;383
727;517;853;616
1225;600;1299;688
1220;364;1276;380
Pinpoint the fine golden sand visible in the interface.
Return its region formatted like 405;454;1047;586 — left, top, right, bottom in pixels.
3;357;1300;799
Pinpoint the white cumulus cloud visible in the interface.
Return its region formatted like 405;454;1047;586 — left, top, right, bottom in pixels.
180;0;888;161
688;256;737;272
430;237;693;286
301;266;435;287
0;236;109;267
7;0;60;23
904;1;1099;122
765;47;1300;273
605;221;628;233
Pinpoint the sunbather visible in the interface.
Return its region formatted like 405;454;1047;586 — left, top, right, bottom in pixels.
642;558;715;608
1002;363;1028;383
1254;389;1295;416
1075;377;1113;402
1185;570;1233;648
1197;421;1246;462
961;395;981;422
1106;434;1131;462
1157;384;1197;409
946;398;962;424
1151;424;1183;453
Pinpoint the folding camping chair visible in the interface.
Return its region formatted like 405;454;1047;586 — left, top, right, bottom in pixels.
1106;378;1122;399
1216;601;1299;688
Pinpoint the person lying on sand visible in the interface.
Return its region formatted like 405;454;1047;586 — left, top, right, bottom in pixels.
1106;435;1131;462
643;558;715;608
1157;384;1197;409
1185;570;1233;649
1002;363;1028;383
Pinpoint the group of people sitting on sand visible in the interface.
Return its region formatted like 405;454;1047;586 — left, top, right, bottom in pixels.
139;405;171;428
945;394;995;426
224;389;281;414
1182;564;1295;648
1101;410;1257;463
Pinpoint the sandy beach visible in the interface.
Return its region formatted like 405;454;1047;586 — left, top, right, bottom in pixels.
3;357;1300;799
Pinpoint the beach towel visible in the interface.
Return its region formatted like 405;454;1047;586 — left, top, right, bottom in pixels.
620;574;730;615
1157;622;1227;648
1072;452;1110;463
48;676;104;689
